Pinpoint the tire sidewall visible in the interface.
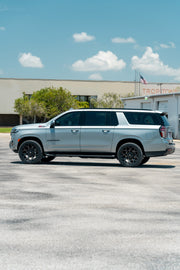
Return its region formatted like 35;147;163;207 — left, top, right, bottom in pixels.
117;142;143;167
19;140;43;164
41;156;56;163
140;156;150;165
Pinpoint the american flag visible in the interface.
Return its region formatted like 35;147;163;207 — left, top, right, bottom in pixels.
140;74;147;84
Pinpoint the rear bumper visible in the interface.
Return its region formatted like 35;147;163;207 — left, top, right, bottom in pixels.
145;143;175;157
165;144;176;155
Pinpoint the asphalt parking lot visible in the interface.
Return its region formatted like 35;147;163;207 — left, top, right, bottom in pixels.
0;133;180;270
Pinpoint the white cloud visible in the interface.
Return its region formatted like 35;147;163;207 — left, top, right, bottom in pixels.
131;46;180;81
89;73;103;80
0;26;5;31
72;51;126;71
18;52;43;68
160;42;176;49
112;37;136;44
73;32;95;42
0;69;3;75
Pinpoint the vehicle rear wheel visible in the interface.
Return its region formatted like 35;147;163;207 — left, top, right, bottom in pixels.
41;155;56;163
117;142;143;167
19;140;43;164
140;156;150;165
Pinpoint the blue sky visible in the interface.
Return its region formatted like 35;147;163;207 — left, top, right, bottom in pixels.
1;0;180;83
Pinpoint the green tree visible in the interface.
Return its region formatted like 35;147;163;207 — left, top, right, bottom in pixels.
91;92;124;108
14;87;91;124
28;100;46;123
76;101;89;109
31;87;79;119
14;93;31;124
122;92;135;98
14;92;46;124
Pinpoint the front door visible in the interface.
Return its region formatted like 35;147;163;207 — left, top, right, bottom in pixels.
46;111;81;152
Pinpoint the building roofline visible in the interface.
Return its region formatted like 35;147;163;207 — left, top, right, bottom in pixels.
1;77;180;85
0;77;135;83
122;92;180;100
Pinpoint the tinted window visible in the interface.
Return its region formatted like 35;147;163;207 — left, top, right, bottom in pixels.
55;112;81;126
111;112;119;126
124;112;166;125
84;111;118;126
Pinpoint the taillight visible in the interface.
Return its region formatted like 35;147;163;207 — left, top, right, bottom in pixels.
159;126;167;138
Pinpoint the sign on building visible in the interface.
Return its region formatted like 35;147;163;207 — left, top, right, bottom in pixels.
139;83;180;96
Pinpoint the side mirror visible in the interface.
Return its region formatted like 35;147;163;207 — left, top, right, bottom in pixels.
50;121;55;128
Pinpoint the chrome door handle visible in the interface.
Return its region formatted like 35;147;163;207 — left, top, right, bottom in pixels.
102;130;110;133
71;129;79;134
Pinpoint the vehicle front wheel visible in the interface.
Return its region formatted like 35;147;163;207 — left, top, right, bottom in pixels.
19;140;43;164
117;142;143;167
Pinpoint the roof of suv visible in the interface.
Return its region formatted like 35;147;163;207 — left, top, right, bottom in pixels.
71;108;163;114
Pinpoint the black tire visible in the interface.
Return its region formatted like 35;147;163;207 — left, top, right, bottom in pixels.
19;140;43;164
140;156;150;165
41;155;56;163
117;142;143;167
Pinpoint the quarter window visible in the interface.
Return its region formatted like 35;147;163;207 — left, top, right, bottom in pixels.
124;112;165;125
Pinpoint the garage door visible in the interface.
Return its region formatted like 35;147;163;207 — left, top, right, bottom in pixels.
141;102;151;109
158;101;168;113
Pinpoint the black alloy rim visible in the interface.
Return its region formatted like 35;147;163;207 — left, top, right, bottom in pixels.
121;146;139;165
22;143;38;161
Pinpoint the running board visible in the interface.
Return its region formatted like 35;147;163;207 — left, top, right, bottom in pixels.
45;152;116;159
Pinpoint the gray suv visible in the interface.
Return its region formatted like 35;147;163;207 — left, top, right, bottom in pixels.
9;108;175;167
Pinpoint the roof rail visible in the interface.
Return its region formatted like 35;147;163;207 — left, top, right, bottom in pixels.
79;108;153;111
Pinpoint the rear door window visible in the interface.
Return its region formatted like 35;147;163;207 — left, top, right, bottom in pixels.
84;111;118;126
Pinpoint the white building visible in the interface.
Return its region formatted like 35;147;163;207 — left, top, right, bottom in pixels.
0;78;134;126
1;78;180;138
123;93;180;139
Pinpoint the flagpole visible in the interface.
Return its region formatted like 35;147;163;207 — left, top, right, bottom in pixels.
134;70;139;96
139;72;140;96
134;70;137;95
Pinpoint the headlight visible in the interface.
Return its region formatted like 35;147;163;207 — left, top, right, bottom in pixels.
11;128;19;135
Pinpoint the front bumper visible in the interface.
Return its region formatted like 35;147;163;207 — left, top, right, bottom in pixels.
9;140;18;153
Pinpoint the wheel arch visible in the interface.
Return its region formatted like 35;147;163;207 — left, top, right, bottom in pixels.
116;138;145;157
17;136;44;153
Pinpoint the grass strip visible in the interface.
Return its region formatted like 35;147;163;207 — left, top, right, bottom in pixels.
0;128;12;133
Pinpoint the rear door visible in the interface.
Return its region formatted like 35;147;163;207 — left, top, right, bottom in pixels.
80;111;118;153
